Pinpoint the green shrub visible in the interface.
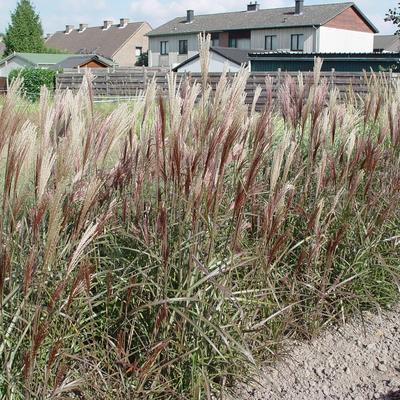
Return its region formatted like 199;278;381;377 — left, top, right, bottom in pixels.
135;51;148;67
9;67;56;101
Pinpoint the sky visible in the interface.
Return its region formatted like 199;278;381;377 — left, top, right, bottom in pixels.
0;0;397;35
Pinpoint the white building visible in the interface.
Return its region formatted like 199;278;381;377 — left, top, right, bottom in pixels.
147;1;378;68
173;47;250;73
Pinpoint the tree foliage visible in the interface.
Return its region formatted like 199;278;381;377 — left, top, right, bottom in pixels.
135;51;148;67
9;67;56;101
4;0;45;56
385;2;400;34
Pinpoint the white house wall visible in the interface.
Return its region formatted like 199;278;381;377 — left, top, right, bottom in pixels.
176;52;241;73
150;28;317;67
149;25;373;67
149;34;199;67
251;27;316;52
317;27;374;53
0;58;30;77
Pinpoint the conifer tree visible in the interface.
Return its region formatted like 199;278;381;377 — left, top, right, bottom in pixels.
4;0;45;56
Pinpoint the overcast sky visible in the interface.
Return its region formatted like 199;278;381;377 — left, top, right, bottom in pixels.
0;0;397;35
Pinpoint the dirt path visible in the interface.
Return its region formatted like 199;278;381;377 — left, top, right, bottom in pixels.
237;305;400;400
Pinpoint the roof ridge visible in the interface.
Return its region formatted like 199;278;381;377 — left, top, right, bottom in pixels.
147;2;363;37
169;2;354;19
51;21;146;34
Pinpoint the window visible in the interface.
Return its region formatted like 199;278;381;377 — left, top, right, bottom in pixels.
291;34;304;51
229;38;237;48
135;47;142;59
179;40;188;55
160;41;168;55
211;33;219;47
265;35;277;51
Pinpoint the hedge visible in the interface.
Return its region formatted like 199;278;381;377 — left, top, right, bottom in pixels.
9;67;57;101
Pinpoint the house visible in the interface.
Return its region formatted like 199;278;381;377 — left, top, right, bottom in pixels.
46;19;151;67
0;53;114;77
173;47;251;72
0;53;74;77
54;54;114;69
147;1;378;68
249;51;400;72
374;35;400;53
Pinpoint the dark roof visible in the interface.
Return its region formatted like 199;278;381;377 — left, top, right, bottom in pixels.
211;47;251;64
249;51;400;60
148;2;378;37
54;54;114;69
374;35;400;52
46;22;148;58
173;47;251;71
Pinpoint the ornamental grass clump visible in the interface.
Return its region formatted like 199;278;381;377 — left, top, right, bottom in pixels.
0;48;399;399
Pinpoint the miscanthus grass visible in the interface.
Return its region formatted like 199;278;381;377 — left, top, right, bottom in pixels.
0;39;399;399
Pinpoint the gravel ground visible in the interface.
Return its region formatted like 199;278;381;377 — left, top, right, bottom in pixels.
237;305;400;400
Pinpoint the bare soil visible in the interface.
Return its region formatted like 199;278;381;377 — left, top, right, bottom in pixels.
238;305;400;400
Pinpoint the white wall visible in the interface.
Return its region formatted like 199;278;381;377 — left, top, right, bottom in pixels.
149;34;198;67
251;27;316;52
318;27;374;53
149;25;374;67
176;51;242;73
0;58;30;77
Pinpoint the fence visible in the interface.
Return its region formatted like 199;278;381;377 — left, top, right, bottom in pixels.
56;69;398;110
0;77;7;95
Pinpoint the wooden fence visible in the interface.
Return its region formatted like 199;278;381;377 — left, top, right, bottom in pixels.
0;77;7;95
54;69;400;109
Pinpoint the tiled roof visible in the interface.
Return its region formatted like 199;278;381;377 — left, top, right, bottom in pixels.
0;52;73;66
54;54;114;68
147;2;377;36
374;35;400;52
46;22;147;58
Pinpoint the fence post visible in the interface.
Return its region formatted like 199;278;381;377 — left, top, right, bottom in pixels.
106;70;109;97
277;68;282;92
144;67;148;92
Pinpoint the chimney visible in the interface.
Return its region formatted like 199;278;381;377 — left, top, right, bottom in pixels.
186;10;194;23
247;2;260;11
65;24;74;34
103;20;113;30
120;18;129;27
295;0;304;15
79;23;88;32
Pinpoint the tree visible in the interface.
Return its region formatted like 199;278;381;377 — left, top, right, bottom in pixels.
4;0;45;56
385;3;400;34
135;51;148;67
